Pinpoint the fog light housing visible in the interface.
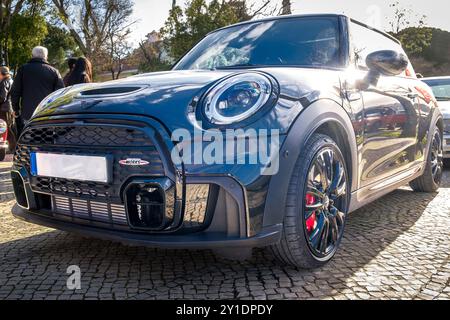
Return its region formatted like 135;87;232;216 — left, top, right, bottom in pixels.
11;171;29;209
124;179;176;231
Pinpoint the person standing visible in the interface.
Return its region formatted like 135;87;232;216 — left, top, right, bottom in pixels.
63;57;78;87
0;66;16;151
11;46;64;133
65;57;93;86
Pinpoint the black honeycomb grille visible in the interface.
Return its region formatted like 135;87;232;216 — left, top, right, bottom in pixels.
14;144;32;169
20;125;153;147
35;176;111;199
14;122;166;202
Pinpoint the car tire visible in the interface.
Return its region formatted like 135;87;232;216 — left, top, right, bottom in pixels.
0;149;5;162
410;128;443;193
271;133;350;269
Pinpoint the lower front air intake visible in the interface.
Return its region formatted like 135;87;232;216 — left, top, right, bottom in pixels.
124;178;177;231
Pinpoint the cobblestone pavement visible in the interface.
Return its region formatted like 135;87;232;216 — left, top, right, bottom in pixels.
0;155;449;300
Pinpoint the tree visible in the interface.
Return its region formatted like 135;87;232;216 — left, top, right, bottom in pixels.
51;0;135;75
8;10;48;71
0;0;46;66
43;24;80;73
229;0;276;21
388;1;425;34
387;1;432;56
132;32;171;73
160;0;275;61
395;27;433;56
280;0;291;15
105;31;132;79
161;0;239;60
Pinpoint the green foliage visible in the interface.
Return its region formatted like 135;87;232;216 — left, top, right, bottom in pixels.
393;27;433;56
161;0;241;61
387;1;432;57
139;44;171;72
138;59;171;73
43;25;81;72
8;12;48;70
423;28;450;64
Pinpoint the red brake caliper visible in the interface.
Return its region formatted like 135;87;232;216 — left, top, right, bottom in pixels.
305;194;317;233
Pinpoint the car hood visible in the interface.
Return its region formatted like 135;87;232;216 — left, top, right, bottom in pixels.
32;68;341;132
34;70;230;115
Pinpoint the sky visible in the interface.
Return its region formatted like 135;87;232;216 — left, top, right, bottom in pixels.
130;0;450;45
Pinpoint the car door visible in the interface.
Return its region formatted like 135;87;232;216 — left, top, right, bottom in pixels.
347;21;420;188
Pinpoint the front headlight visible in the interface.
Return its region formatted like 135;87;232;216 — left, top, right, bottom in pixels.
203;73;273;125
32;87;69;117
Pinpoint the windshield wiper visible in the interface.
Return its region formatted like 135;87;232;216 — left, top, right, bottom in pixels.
212;63;264;70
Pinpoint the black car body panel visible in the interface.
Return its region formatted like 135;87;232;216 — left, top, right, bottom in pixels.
11;14;442;250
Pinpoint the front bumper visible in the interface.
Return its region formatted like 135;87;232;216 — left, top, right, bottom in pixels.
11;165;282;249
10;115;282;249
12;204;281;249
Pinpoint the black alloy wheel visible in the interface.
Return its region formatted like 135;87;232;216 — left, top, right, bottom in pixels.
430;130;444;185
410;127;443;193
271;134;350;269
304;147;348;258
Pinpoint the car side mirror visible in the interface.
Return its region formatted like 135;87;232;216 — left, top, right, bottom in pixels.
366;50;409;76
358;50;409;89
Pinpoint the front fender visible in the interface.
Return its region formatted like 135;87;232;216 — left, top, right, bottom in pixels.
262;99;358;228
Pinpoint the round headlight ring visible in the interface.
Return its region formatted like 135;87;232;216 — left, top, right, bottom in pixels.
203;73;273;125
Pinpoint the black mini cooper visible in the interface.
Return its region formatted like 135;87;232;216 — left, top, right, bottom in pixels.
11;14;443;268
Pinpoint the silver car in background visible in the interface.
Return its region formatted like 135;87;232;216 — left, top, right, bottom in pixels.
422;77;450;161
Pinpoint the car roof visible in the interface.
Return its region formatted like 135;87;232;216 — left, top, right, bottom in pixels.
210;13;400;44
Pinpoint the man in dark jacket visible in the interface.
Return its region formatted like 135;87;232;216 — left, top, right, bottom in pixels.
11;46;64;132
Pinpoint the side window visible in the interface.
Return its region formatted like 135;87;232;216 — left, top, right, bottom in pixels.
350;21;415;77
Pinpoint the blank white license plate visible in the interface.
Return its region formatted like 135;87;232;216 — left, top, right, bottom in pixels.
30;153;111;183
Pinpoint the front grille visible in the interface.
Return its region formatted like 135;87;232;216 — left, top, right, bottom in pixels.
52;196;128;225
14;122;165;202
35;176;111;199
20;125;153;147
13;120;215;234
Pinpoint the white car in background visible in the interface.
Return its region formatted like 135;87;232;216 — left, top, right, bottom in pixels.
422;77;450;163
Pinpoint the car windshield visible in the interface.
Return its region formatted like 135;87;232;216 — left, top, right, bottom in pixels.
423;79;450;101
174;16;341;70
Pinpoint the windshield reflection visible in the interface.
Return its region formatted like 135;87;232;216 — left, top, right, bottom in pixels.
174;17;342;70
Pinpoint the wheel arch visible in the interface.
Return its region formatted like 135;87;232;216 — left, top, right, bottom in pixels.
423;108;444;167
314;121;354;186
436;116;443;136
262;99;358;228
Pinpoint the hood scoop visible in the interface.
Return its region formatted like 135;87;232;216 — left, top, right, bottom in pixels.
77;85;148;99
